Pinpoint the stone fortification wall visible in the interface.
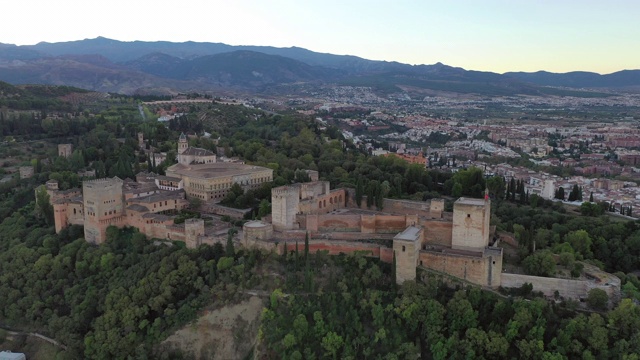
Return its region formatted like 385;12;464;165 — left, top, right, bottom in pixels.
311;214;361;232
501;273;587;299
278;239;392;262
375;215;418;233
421;220;453;247
419;250;493;287
501;271;620;302
345;190;435;218
297;213;417;234
274;231;395;243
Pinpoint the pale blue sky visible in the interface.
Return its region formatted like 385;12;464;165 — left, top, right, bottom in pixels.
3;0;639;74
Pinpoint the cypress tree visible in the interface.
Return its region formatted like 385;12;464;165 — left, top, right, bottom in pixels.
589;192;594;203
225;230;235;257
304;232;309;264
295;241;299;271
355;176;363;207
391;251;397;287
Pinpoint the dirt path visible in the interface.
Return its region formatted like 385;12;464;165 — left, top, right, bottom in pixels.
0;325;67;351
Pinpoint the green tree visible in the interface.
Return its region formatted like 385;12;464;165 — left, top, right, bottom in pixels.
35;185;54;225
321;331;344;359
522;250;556;277
226;229;236;257
565;230;593;258
258;199;271;218
586;288;609;311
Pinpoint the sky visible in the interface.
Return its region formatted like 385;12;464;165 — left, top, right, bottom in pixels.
3;0;639;74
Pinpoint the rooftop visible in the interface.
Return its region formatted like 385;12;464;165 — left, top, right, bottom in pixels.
394;226;421;241
167;162;272;179
181;147;215;157
455;197;488;206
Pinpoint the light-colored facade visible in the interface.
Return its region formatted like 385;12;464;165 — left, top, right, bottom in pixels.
393;226;423;284
58;144;73;158
177;133;216;165
166;162;273;202
452;197;491;252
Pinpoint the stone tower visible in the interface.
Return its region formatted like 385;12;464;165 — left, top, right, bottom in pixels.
138;132;144;147
452;197;491;252
541;179;555;200
430;198;445;218
393;226;423;284
58;144;73;158
178;133;188;154
83;177;125;244
271;185;300;230
185;218;205;249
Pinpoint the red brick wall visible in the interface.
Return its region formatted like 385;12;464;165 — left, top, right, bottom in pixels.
421;220;453;246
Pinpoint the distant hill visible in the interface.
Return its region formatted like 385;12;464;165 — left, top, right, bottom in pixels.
505;70;640;89
0;37;633;95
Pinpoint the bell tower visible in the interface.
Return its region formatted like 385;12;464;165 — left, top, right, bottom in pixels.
178;133;188;154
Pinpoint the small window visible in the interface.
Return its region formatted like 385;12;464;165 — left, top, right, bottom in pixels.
402;245;406;252
467;214;471;218
493;261;496;265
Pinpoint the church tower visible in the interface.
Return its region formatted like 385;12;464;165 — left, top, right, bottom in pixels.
178;133;188;154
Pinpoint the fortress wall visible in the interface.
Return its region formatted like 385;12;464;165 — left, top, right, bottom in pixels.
316;214;362;232
422;220;453;246
278;239;390;261
380;247;394;263
500;273;587;299
345;190;433;217
419;251;490;286
374;215;412;233
381;199;432;217
275;231;394;242
297;213;425;235
361;215;376;233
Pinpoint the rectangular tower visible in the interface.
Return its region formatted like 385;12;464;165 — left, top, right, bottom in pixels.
393;226;423;284
83;177;125;244
452;197;491;252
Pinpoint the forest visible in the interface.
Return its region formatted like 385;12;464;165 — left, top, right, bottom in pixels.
260;250;640;359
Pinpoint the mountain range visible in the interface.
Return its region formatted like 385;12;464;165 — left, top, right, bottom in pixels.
0;37;637;96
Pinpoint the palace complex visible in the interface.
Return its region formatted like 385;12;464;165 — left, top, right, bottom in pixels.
48;134;273;245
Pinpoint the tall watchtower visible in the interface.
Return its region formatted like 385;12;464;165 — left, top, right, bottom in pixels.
393;226;423;284
452;197;491;252
271;185;300;230
178;133;188;154
83;177;125;244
